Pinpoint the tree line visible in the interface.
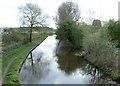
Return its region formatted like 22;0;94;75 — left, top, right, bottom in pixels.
19;1;119;49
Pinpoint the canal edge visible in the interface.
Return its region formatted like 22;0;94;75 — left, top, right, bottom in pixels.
18;36;48;73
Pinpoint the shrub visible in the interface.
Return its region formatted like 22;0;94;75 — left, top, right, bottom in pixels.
21;33;30;44
56;20;83;49
83;28;117;57
83;28;119;70
2;29;20;46
107;20;120;48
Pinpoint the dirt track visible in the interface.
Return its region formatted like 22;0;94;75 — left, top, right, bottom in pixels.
2;50;27;84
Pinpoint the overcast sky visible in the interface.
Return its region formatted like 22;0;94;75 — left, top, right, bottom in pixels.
0;0;119;28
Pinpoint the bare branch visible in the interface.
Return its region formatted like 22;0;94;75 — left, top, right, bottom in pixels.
18;3;47;27
57;1;81;23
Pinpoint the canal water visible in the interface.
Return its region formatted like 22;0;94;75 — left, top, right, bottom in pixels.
19;35;118;84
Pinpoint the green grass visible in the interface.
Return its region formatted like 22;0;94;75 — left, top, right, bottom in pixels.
2;33;51;84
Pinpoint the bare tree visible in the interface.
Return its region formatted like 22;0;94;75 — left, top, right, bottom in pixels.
19;3;46;42
56;1;81;24
87;9;95;24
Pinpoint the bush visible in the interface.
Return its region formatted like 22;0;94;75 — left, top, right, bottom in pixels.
2;29;20;46
21;33;30;44
107;20;120;48
56;20;83;49
83;28;119;70
2;29;30;47
83;28;117;57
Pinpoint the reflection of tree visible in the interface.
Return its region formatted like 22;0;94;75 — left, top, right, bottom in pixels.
33;62;49;78
20;57;50;84
57;51;87;74
81;64;108;84
30;52;34;65
56;50;109;84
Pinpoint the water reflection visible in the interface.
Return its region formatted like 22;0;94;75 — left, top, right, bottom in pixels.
56;50;104;84
20;57;50;84
19;35;117;84
57;52;87;74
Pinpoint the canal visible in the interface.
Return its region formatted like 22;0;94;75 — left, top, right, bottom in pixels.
19;35;118;84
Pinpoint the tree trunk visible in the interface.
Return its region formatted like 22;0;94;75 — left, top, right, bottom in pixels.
30;24;33;42
30;52;34;66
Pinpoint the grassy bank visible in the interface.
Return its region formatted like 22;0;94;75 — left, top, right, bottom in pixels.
2;27;54;55
2;33;51;84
